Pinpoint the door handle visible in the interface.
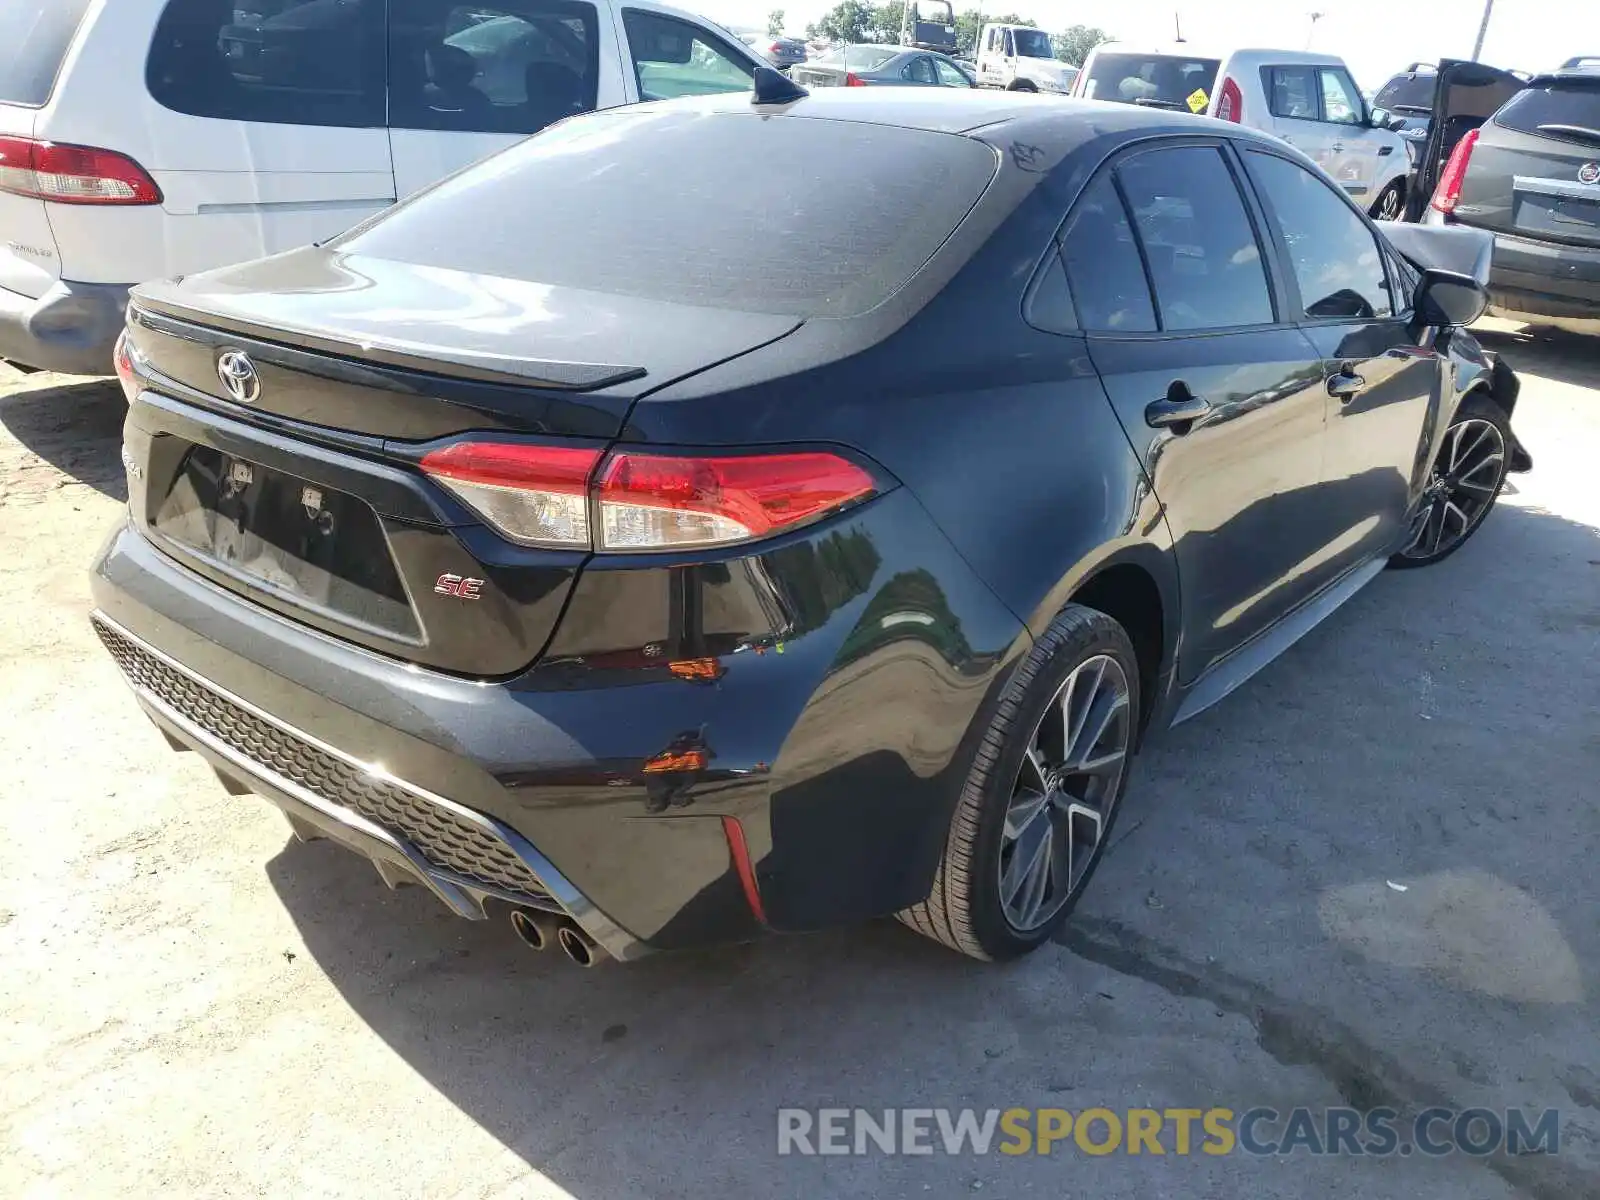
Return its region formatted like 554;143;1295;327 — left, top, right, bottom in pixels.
1145;382;1211;432
1331;141;1346;152
1326;364;1366;400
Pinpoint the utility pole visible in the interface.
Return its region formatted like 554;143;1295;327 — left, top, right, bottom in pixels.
1174;11;1183;43
1471;0;1494;60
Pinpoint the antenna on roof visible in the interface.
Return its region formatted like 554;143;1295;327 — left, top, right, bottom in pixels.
751;65;809;106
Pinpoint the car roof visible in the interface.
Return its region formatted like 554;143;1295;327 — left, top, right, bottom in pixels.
633;86;1285;146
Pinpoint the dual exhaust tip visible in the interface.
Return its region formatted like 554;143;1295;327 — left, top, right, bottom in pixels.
509;907;602;967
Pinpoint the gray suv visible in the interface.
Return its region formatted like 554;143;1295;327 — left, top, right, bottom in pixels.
1427;65;1600;334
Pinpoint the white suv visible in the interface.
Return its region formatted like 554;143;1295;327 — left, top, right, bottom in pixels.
1072;45;1412;221
0;0;763;375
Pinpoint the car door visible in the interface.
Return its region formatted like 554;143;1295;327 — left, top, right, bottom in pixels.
1062;140;1333;681
387;0;626;198
1242;147;1437;574
1263;64;1333;166
1316;65;1381;204
617;5;758;102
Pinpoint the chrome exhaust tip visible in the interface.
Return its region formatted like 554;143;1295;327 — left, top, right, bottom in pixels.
509;908;558;951
557;922;601;967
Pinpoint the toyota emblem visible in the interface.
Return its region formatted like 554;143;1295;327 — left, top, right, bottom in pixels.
216;350;260;404
1580;162;1600;186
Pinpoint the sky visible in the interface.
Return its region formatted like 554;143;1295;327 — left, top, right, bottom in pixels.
697;0;1600;93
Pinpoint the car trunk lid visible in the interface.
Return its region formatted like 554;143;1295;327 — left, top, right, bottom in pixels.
122;249;803;676
1449;73;1600;247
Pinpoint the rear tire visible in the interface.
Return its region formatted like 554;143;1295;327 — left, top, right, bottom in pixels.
899;605;1140;961
1389;392;1512;569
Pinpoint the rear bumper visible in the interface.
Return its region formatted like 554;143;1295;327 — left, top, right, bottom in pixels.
0;279;131;375
1483;229;1600;324
89;490;1024;956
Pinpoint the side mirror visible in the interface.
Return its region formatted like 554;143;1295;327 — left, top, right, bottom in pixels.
1369;106;1390;128
1414;268;1488;328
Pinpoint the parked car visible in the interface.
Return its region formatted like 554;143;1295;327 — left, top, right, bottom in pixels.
789;45;971;88
0;0;765;377
1374;59;1526;221
749;35;807;71
1425;64;1600;334
1073;45;1413;220
974;23;1076;94
94;88;1530;965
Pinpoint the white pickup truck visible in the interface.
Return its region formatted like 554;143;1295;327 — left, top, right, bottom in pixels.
973;23;1077;94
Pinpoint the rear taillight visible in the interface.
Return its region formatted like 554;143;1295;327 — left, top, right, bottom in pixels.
0;136;161;206
845;72;866;87
596;451;875;550
421;442;601;547
1430;128;1480;215
113;331;138;402
1216;77;1243;123
769;41;784;53
420;443;877;552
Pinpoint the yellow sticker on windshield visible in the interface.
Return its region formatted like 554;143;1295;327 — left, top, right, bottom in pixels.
1187;88;1209;113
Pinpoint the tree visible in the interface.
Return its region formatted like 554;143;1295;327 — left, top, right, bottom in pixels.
766;8;785;36
1051;23;1110;65
807;0;874;43
953;9;1034;56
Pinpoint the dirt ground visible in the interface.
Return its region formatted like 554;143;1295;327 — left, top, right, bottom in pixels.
2;322;1598;1199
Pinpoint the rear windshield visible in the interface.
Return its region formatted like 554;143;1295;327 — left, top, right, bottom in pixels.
1496;79;1600;145
814;46;899;71
1374;73;1436;113
1080;53;1220;110
0;0;92;106
334;109;998;316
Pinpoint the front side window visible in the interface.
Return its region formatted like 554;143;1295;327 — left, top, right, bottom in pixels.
934;59;970;88
622;10;754;101
1267;66;1319;120
1014;29;1052;59
389;0;599;135
1060;174;1156;333
147;0;385;127
903;56;937;85
1319;69;1364;125
1116;146;1274;331
1247;150;1394;320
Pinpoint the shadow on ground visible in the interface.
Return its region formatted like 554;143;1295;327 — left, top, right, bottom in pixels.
1475;325;1600;391
266;497;1600;1199
0;373;127;501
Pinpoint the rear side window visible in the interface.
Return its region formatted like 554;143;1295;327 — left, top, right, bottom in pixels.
621;10;754;102
903;57;937;85
1247;150;1393;321
1267;66;1319;120
334;109;998;316
147;0;385;127
1495;79;1600;145
0;0;91;106
1060;175;1156;333
389;0;600;135
1079;54;1220;110
1117;146;1274;331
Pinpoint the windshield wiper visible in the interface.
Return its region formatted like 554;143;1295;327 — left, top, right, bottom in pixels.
1130;97;1187;110
1390;104;1431;114
1536;123;1600;145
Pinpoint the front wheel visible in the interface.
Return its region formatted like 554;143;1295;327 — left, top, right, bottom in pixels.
1370;180;1405;222
899;605;1139;960
1007;80;1037;92
1390;393;1512;568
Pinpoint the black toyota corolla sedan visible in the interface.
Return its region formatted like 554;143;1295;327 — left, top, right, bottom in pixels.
94;82;1530;966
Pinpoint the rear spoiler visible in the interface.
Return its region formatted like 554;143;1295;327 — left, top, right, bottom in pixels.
1380;223;1493;287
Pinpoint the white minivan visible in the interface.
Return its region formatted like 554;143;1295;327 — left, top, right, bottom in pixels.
0;0;764;375
1072;45;1413;221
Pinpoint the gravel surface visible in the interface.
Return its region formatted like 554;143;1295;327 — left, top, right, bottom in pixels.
2;321;1596;1199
